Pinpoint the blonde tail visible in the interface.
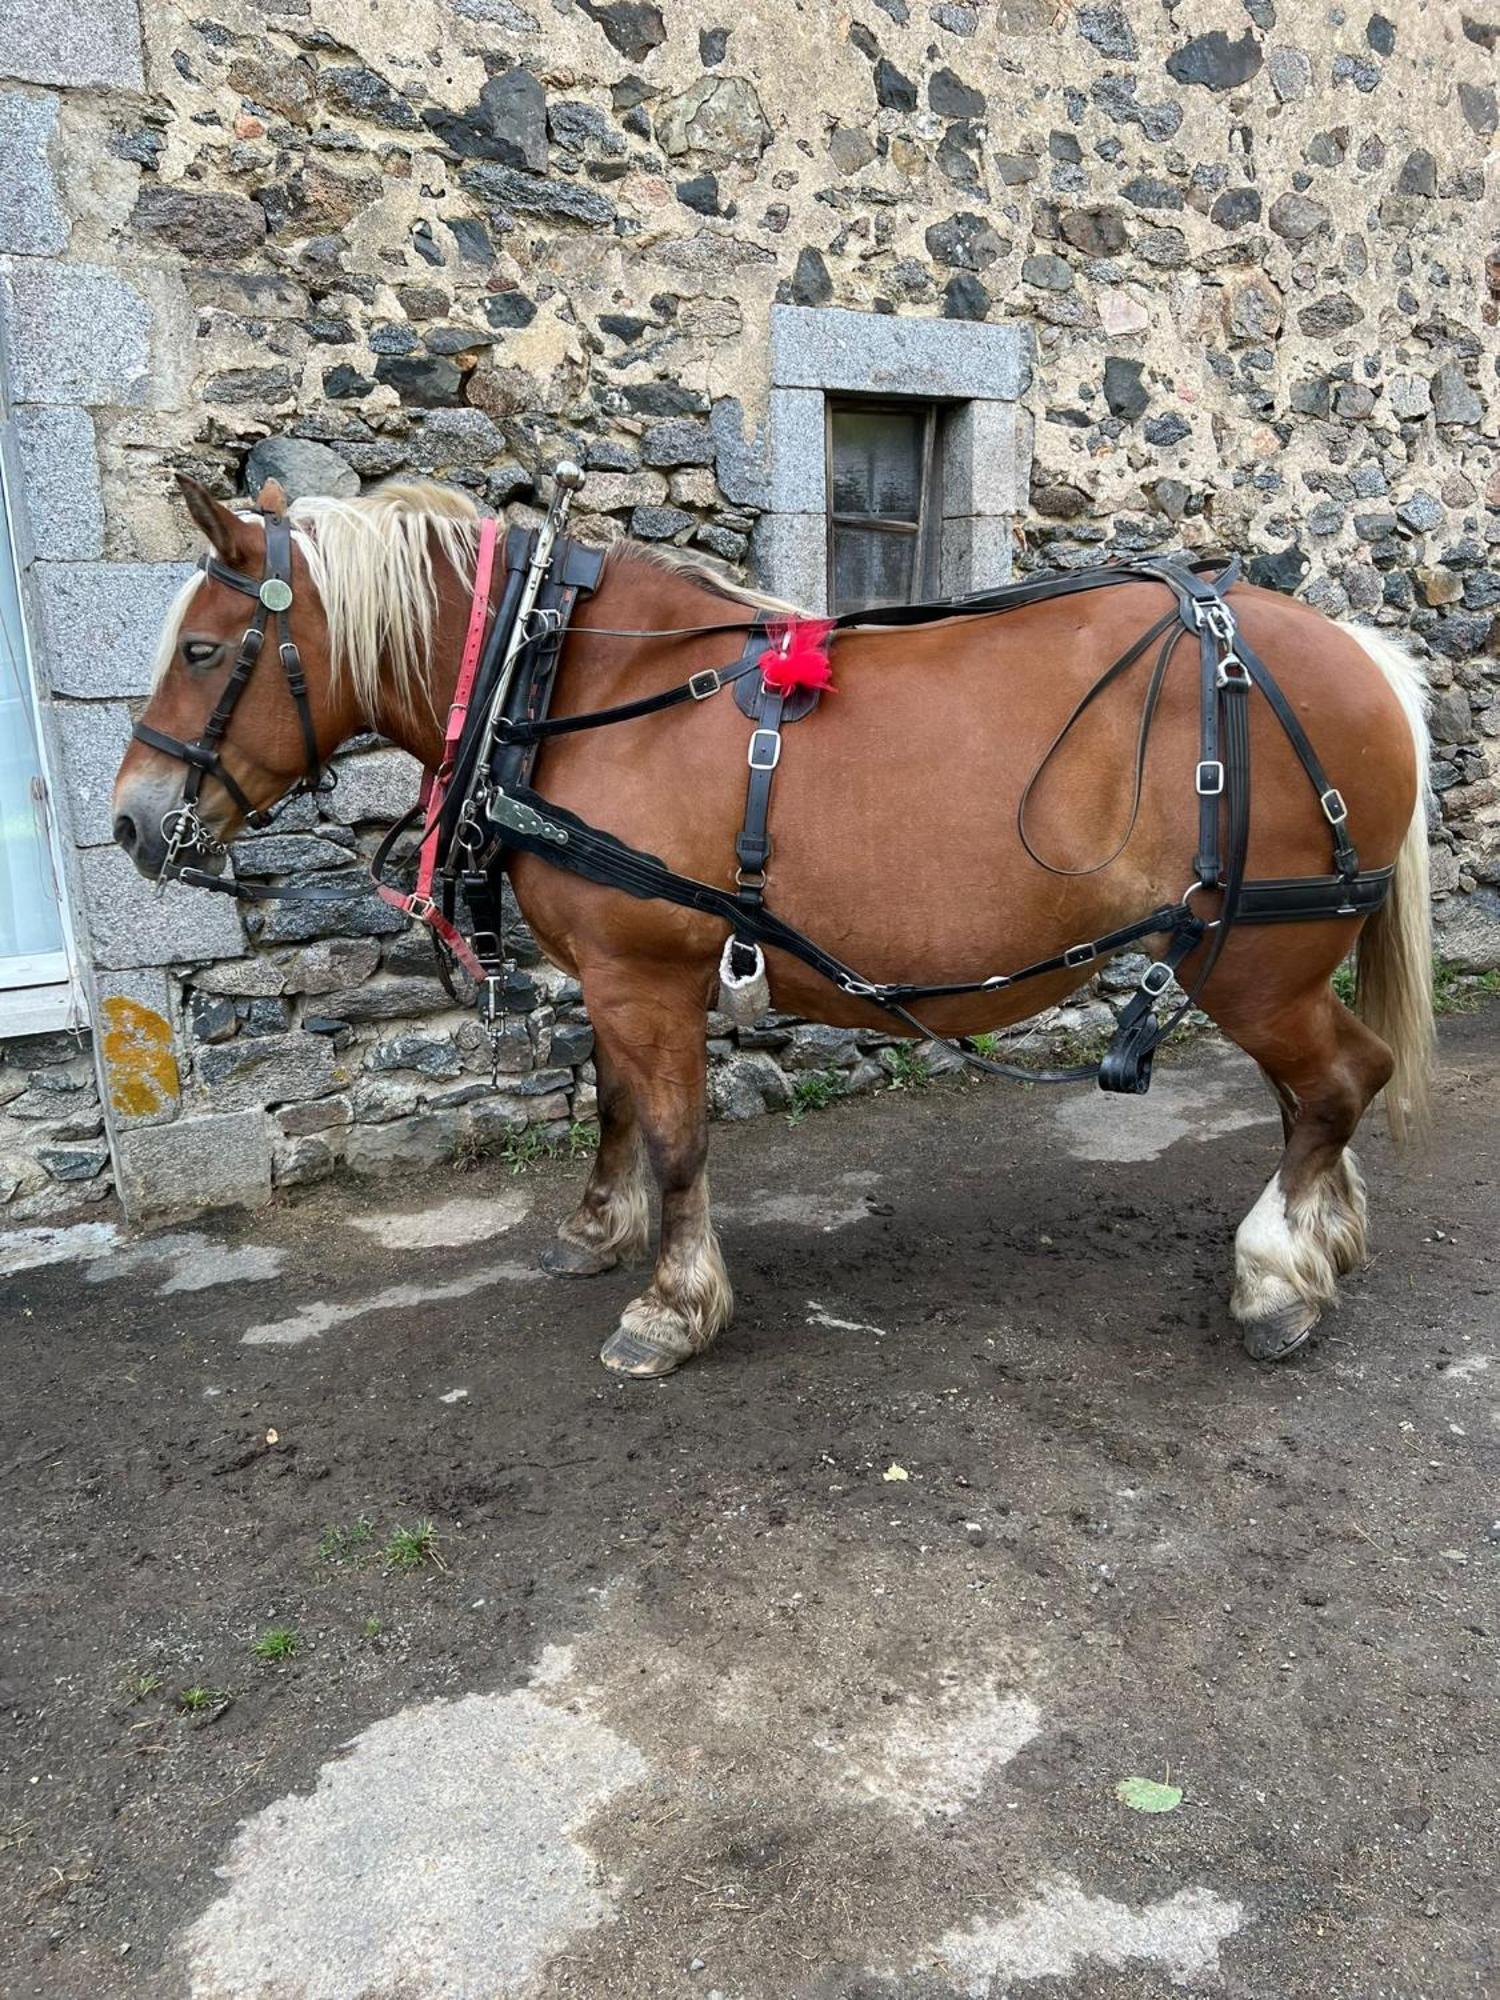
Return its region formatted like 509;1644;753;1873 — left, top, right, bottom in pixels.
1339;624;1435;1144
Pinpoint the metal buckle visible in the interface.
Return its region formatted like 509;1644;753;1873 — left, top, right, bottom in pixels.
1139;962;1174;998
1063;942;1098;968
1215;653;1251;688
406;894;435;922
1196;599;1236;643
982;973;1013;990
1321;787;1349;826
1195;760;1224;796
734;866;767;892
747;727;781;771
840;976;881;998
689;668;721;700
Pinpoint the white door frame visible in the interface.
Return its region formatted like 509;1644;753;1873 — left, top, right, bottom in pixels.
0;377;87;1038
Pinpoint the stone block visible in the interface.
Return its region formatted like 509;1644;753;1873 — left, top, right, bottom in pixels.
771;304;1029;401
91;970;180;1129
344;1110;463;1173
12;407;104;561
768;388;826;514
314;975;453;1022
195;1033;349;1110
941;400;1030;518
36;562;195;699
52;699;130;846
0;261;187;408
78;845;248;971
0;0;142;87
939;514;1015;596
750;512;826;614
247;874;406;945
114;1109;272;1219
0;93;68;254
330;746;423;825
273;1133;341;1187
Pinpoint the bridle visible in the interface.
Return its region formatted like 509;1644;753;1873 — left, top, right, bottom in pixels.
132;508;331;881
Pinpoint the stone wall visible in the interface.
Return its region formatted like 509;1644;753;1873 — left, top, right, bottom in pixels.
0;0;1496;1219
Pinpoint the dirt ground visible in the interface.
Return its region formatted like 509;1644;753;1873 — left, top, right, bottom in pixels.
2;1009;1497;2000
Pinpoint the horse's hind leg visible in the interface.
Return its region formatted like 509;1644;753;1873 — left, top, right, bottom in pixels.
542;1038;650;1277
1213;980;1393;1361
584;968;732;1377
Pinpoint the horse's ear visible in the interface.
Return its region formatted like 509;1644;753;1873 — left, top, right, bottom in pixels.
254;477;289;516
176;474;254;566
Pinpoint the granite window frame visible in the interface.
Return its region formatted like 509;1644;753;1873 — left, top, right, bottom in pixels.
754;305;1033;615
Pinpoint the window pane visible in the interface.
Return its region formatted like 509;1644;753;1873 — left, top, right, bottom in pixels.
831;524;917;614
0;467;64;964
830;407;924;521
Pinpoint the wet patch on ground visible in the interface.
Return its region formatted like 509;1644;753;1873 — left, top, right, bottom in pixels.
2;1011;1497;1998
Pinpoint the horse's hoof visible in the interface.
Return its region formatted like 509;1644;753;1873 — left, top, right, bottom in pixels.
1240;1299;1319;1362
599;1314;692;1378
541;1239;618;1279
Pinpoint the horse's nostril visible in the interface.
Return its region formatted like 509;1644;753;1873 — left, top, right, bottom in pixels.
113;812;139;855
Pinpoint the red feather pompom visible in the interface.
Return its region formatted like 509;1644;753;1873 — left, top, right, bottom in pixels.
762;616;836;694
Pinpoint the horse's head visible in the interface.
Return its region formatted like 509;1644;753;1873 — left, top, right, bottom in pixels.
113;475;357;880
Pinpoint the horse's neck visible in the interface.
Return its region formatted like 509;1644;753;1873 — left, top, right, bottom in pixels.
564;551;755;702
368;540;750;768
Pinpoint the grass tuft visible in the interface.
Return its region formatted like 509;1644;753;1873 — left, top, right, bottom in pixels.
252;1626;300;1662
317;1516;375;1564
176;1684;229;1713
384;1520;446;1572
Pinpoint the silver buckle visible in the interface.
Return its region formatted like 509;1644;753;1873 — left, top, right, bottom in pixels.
1321;787;1349;826
1195;760;1225;796
1064;942;1098;968
1215;653;1251;688
748;728;781;771
1139;962;1174;998
689;668;721;700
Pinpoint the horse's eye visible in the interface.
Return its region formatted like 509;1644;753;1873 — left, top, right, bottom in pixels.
181;638;223;671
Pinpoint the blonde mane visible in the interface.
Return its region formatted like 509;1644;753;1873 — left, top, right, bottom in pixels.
289;481;480;725
158;479;482;726
608;539;802;615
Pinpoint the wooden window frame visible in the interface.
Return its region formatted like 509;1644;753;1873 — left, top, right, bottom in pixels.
824;397;943;614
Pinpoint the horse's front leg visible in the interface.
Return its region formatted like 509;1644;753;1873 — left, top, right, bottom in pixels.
585;969;732;1377
542;1037;650;1277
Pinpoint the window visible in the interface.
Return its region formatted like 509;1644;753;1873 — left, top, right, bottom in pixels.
0;420;77;1034
826;401;942;615
758;307;1030;616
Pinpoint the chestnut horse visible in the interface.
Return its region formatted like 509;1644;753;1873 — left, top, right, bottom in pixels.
114;478;1432;1376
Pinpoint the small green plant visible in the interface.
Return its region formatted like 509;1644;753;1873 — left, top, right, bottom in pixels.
361;1615;383;1639
968;1031;1003;1058
1331;960;1356;1005
384;1520;446;1572
121;1668;164;1703
883;1045;932;1091
252;1626;300;1662
1433;961;1500;1016
788;1067;843;1124
176;1685;226;1713
317;1516;375;1563
565;1119;599;1158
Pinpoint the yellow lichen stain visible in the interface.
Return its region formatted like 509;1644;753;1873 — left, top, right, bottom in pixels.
100;996;181;1120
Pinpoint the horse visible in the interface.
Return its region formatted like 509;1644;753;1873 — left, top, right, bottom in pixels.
113;475;1433;1377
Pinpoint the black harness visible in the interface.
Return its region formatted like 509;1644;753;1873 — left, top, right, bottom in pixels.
132;514;334;881
147;496;1393;1097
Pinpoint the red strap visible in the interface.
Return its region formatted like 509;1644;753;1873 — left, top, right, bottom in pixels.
380;515;499;979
